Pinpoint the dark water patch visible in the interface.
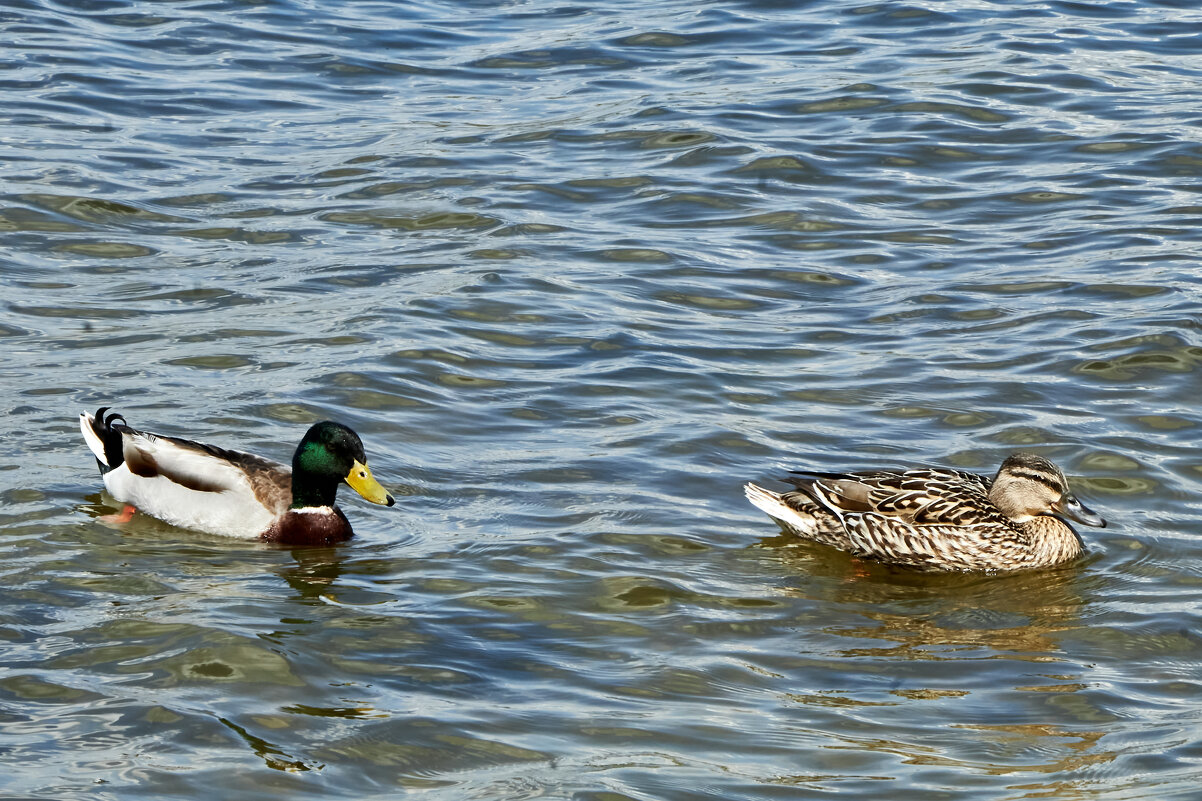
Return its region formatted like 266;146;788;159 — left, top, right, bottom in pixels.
52;241;156;258
16;194;188;225
320;210;501;232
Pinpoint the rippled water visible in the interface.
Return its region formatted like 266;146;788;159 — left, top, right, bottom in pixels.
4;0;1202;797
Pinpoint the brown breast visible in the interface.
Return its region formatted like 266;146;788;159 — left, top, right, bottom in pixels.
260;507;354;546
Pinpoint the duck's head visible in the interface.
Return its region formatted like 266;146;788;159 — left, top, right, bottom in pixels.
989;452;1105;528
291;421;395;509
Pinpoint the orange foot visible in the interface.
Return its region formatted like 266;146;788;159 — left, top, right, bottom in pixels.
846;558;874;580
99;504;136;524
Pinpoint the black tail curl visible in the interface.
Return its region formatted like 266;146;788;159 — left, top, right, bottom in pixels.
91;406;128;473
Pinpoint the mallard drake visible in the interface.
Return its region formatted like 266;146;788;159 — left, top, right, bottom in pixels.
79;407;395;545
745;452;1106;571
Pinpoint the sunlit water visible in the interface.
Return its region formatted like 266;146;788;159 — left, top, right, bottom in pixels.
4;0;1202;798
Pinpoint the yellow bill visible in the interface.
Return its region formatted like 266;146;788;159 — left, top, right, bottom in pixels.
345;459;395;506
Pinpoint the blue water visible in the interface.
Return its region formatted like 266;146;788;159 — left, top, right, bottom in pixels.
4;0;1202;798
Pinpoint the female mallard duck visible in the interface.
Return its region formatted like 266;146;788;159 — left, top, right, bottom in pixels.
79;407;395;545
745;452;1106;571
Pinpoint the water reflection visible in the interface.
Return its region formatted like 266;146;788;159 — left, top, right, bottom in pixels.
276;547;347;601
767;539;1088;654
760;541;1125;793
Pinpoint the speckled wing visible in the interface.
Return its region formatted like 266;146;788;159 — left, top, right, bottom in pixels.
786;467;1024;570
791;467;996;526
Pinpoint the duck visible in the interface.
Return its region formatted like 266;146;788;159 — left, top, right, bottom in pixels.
79;407;395;545
744;452;1106;571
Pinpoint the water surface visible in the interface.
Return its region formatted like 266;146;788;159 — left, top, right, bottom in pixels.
3;0;1202;798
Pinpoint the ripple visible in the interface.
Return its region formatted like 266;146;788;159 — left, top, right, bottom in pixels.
9;0;1202;798
320;210;500;231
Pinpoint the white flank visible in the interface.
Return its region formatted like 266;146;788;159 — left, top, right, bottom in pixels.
102;467;276;539
90;424;282;539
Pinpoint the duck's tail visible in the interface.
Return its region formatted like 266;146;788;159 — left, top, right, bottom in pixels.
79;407;127;475
744;481;821;537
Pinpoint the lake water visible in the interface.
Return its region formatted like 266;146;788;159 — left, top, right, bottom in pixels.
4;0;1202;798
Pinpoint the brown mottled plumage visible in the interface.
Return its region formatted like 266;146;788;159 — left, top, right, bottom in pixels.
745;453;1106;571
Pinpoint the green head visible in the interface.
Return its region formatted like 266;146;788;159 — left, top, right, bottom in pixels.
290;421;395;510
